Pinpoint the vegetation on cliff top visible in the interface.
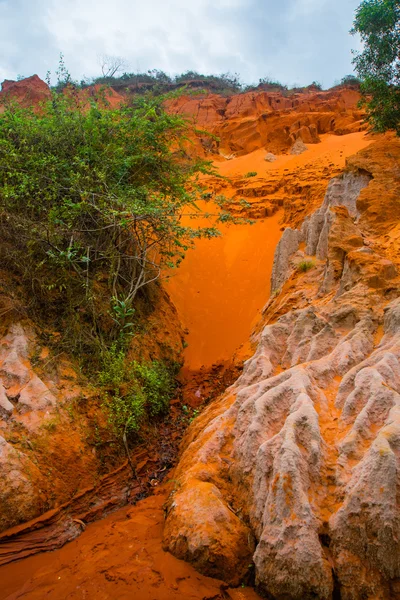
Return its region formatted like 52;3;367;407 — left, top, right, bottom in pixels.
55;55;356;97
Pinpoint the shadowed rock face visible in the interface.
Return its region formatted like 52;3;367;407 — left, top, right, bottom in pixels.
164;137;400;599
0;323;94;532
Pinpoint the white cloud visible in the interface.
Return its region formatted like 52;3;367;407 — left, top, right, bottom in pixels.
0;0;362;87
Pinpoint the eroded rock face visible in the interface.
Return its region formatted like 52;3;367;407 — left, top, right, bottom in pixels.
0;434;45;529
270;228;302;292
0;286;184;535
0;324;57;413
0;323;89;532
270;170;372;295
167;87;366;157
303;170;372;257
164;138;400;599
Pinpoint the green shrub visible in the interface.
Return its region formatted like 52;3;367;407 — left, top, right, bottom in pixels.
105;389;146;435
297;260;315;273
131;360;176;416
98;343;127;389
98;345;178;437
258;78;287;90
244;171;257;178
352;0;400;135
83;69;243;96
340;74;361;87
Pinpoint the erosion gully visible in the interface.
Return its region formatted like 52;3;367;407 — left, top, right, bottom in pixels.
0;133;370;600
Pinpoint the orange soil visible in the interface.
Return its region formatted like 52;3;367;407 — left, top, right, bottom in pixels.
216;132;370;178
167;132;371;371
166;210;283;370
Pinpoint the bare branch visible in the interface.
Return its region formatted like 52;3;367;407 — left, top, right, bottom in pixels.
99;55;129;78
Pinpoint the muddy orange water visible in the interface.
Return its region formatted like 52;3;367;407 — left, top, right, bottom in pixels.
167;132;371;370
0;489;261;600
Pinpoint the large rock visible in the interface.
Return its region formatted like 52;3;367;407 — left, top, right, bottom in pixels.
290;138;308;155
165;297;400;597
0;324;56;413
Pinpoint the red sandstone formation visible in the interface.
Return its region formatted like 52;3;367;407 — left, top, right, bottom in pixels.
0;75;365;158
167;88;366;157
0;76;124;110
66;83;124;109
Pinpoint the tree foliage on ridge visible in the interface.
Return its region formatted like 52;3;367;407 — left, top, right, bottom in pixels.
352;0;400;134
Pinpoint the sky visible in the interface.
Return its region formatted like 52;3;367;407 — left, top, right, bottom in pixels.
0;0;362;88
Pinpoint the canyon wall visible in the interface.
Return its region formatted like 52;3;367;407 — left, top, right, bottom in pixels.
0;287;184;544
1;76;365;157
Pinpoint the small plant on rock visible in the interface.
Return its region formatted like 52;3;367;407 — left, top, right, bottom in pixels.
297;260;315;273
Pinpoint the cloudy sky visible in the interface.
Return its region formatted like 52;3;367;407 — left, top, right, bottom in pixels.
0;0;362;88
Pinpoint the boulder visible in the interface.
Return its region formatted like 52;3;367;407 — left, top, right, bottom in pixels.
290;138;308;155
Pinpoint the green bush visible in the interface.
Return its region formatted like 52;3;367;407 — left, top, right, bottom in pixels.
131;360;176;416
98;343;127;389
340;74;361;87
257;78;288;92
105;390;146;435
82;69;242;96
98;344;178;437
352;0;400;135
244;171;257;178
297;260;315;273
